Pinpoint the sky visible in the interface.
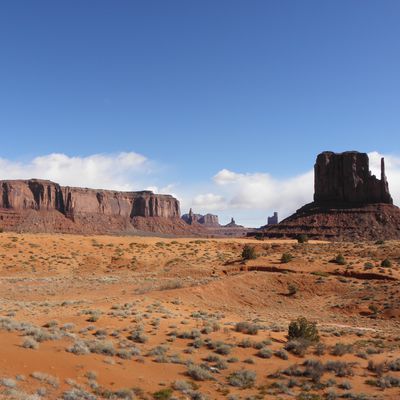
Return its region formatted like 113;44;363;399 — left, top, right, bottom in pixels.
1;1;400;226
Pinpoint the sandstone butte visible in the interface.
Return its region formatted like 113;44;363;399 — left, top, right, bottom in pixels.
258;151;400;241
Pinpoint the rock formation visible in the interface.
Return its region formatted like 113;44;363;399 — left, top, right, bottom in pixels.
257;151;400;241
182;209;220;227
0;179;184;234
224;217;244;228
267;212;278;225
314;151;392;205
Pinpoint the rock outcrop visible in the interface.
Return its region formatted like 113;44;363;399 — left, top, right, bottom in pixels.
257;151;400;241
224;217;244;228
182;209;220;227
0;179;182;234
314;151;392;205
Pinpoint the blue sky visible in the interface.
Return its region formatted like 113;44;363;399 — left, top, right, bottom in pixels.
1;1;400;225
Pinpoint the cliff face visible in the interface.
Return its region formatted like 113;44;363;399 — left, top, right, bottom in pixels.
314;151;393;205
0;179;181;233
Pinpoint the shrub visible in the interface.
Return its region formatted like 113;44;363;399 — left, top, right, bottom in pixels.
22;337;39;349
303;359;324;383
297;234;309;244
281;253;294;263
153;388;173;400
285;339;310;357
325;361;354;377
187;364;214;381
67;340;90;355
368;304;379;316
275;349;289;360
63;389;96;400
364;262;374;270
227;369;256;388
288;317;319;343
381;258;392;268
235;321;259;335
257;347;272;358
128;329;148;343
330;343;352;356
214;342;231;355
389;358;400;371
242;245;257;260
287;283;298;296
87;340;116;356
335;254;346;265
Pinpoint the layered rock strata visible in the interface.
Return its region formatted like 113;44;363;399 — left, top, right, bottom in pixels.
0;179;181;234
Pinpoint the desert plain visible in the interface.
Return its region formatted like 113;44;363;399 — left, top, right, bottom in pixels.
0;233;400;399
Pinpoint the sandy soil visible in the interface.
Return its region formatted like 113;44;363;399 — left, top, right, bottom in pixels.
0;233;400;399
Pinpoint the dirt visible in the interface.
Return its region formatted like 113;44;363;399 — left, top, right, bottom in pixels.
0;233;400;399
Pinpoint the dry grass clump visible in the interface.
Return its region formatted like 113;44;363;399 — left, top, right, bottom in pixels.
187;364;214;381
235;321;259;335
227;369;256;388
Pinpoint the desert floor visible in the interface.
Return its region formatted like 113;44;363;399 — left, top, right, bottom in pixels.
0;233;400;399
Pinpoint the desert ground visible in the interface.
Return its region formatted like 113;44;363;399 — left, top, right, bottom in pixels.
0;233;400;399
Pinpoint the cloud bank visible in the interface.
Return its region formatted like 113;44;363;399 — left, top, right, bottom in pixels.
0;152;153;191
188;152;400;226
0;151;399;227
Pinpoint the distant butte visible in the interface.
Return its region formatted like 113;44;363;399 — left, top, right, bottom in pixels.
257;151;400;241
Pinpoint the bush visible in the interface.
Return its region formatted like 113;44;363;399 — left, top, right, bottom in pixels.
242;245;257;260
275;349;289;360
153;388;173;400
235;321;259;335
335;254;346;265
281;253;294;263
288;317;319;343
285;339;310;357
22;337;39;349
381;258;392;268
287;283;298;296
297;234;309;244
257;347;272;358
227;370;256;388
187;364;214;381
330;342;352;356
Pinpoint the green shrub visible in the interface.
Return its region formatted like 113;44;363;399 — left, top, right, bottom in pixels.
153;388;173;400
288;317;319;343
335;254;346;265
242;245;257;260
381;258;392;268
281;253;294;263
297;234;309;244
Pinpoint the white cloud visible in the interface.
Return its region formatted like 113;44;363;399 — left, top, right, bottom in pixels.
212;168;314;219
188;152;400;227
368;151;400;205
0;152;153;191
192;193;226;211
0;150;399;228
